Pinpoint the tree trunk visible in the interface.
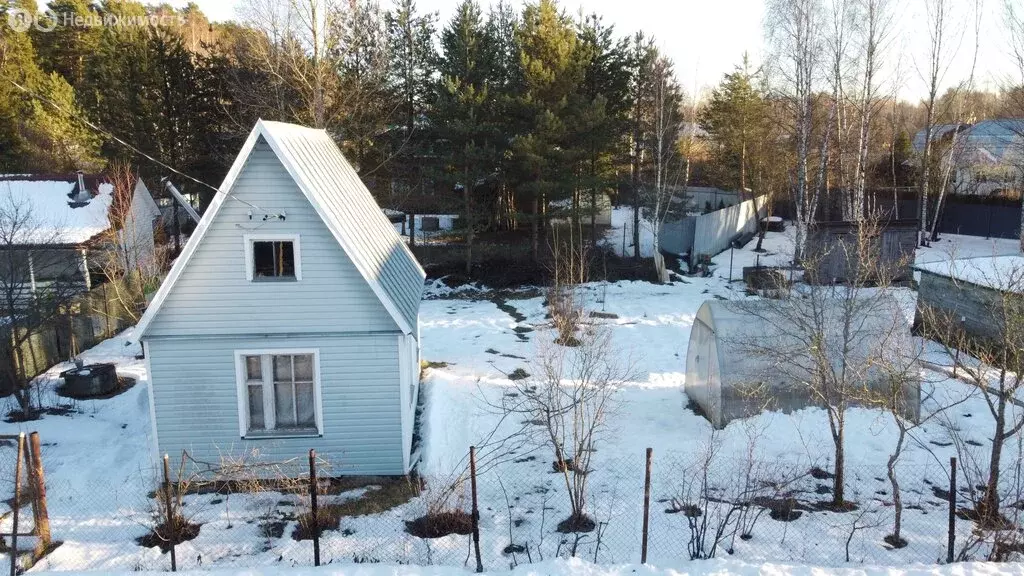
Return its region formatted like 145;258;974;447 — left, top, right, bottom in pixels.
887;425;906;542
531;194;539;261
834;424;846;506
465;184;474;277
981;399;1006;524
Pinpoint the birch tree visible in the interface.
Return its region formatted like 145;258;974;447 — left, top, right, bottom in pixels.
1003;0;1024;251
765;0;824;261
850;0;895;221
916;0;961;245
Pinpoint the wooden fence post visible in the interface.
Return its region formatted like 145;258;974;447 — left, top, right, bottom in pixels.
162;454;177;572
947;457;957;563
10;433;24;576
641;447;652;564
309;449;320;567
28;432;50;559
469;446;483;573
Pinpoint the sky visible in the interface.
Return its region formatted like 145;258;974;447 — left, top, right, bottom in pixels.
35;0;1023;102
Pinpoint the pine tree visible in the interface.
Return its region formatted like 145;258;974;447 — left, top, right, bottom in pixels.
432;0;497;275
513;0;584;260
33;0;103;91
0;0;101;172
699;55;768;195
574;14;629;248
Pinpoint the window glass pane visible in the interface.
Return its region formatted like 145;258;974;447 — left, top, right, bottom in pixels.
273;355;292;382
245;356;262;381
277;242;295;277
275;382;296;427
248;384;264;431
296;382;315;427
252;241;295;278
294;354;314;381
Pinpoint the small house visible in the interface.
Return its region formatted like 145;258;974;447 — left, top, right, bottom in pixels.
0;173;160;302
914;255;1024;344
685;298;920;428
134;120;426;476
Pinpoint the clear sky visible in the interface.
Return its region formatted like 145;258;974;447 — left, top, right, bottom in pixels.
37;0;1021;102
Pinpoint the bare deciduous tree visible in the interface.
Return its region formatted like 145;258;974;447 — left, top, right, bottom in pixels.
94;164;165;325
733;218;917;507
765;0;825;261
919;255;1024;527
0;184;85;416
501;242;632;532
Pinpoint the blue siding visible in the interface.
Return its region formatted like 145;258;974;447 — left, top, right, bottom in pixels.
145;138;398;337
148;334;404;475
143;137;410;475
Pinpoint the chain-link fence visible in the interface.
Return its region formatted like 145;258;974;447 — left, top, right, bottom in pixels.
1;443;1017;573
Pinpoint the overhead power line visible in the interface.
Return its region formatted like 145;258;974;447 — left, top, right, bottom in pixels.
5;78;280;217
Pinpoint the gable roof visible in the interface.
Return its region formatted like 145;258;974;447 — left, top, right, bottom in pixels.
134;120;425;341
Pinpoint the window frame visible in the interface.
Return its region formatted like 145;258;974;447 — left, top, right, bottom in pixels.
243;233;302;281
234;348;323;439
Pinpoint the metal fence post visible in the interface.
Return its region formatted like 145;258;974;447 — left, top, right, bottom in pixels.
947;456;957;563
162;454;177;572
641;447;652;564
469;446;483;573
10;433;24;576
309;449;320;567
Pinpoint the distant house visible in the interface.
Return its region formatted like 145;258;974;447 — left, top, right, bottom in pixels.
912;119;1024;196
0;172;160;303
133;120;426;476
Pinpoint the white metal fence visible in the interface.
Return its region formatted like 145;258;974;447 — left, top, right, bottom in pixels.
659;196;767;259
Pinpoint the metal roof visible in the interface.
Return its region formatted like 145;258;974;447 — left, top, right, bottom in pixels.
134;120;425;340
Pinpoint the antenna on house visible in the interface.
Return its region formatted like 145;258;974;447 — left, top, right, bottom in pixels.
161;178;201;225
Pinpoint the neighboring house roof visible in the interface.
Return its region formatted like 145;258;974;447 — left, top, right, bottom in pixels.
911;124;964;151
134;120;426;340
915;255;1024;292
912;119;1024;163
0;174;114;245
965;119;1024;163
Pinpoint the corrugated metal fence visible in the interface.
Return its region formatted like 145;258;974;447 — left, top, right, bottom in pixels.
660;196;767;259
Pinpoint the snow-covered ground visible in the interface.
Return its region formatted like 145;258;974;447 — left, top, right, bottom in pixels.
1;217;1022;572
26;557;1024;576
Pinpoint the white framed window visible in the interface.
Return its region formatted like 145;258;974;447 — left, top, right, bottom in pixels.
235;349;322;437
244;234;301;281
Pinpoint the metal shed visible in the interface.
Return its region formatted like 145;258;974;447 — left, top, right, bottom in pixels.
685;297;920;428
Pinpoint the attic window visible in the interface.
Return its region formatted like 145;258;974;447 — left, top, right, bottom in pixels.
244;234;301;281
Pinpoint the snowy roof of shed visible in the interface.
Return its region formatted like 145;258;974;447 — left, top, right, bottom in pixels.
134;120;426;340
0;174;114;245
916;255;1024;292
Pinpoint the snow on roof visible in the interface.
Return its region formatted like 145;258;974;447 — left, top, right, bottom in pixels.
0;176;113;245
916;255;1024;292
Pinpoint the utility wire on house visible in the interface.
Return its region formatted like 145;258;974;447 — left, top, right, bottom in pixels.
5;78;284;219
